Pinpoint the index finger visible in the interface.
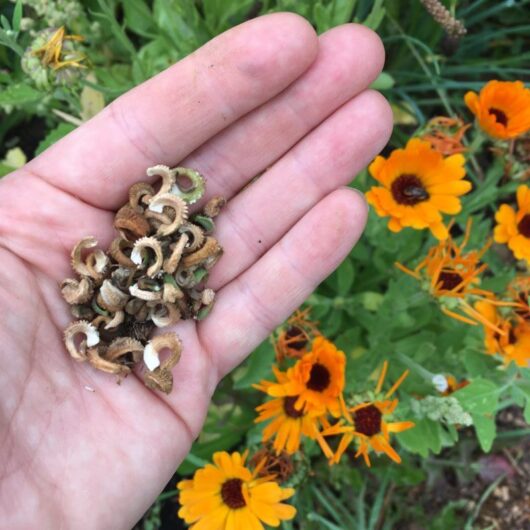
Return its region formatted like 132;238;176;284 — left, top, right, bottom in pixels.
27;13;318;210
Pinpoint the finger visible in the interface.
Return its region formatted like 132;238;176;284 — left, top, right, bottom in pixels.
26;13;318;209
208;89;392;289
183;24;385;206
199;188;368;377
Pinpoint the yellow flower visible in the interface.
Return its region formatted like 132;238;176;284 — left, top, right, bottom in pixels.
396;220;508;331
255;367;328;455
494;185;530;265
264;337;345;417
465;81;530;140
178;451;296;530
321;362;414;466
365;138;471;240
475;300;530;367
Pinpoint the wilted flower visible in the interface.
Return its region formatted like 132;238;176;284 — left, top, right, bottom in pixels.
465;81;530;140
321;362;414;466
178;451;296;530
366;138;471;240
494;185;530;265
21;27;86;88
475;301;530;367
396;220;505;331
422;116;470;156
273;308;320;363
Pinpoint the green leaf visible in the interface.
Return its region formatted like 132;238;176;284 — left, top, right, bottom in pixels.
524;400;530;424
233;340;275;389
12;0;22;32
36;123;76;156
0;83;41;106
472;413;496;452
122;0;155;37
453;379;500;414
397;418;443;457
337;258;355;294
362;0;386;30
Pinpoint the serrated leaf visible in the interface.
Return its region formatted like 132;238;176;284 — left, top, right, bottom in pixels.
472;413;496;452
36;123;76;156
453;379;499;414
0;83;41;106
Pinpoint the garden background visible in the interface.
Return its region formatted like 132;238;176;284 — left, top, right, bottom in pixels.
1;1;529;529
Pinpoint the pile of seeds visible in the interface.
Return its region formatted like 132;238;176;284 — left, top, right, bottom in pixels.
61;165;224;394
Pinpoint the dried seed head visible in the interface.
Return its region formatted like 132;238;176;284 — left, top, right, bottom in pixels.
131;236;164;277
71;237;109;283
106;336;144;364
149;302;181;328
170;167;205;204
181;236;223;269
114;205;150;241
143;332;182;371
64;320;100;361
148;193;188;236
129;283;162;301
163;280;184;303
144;367;173;394
203;196;226;218
178;223;205;253
163;233;189;274
98;279;130;312
61;277;93;305
87;347;131;376
146;165;175;198
129;182;154;209
105;310;125;329
108;238;135;268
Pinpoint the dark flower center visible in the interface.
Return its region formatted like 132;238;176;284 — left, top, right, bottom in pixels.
438;270;464;291
284;326;307;351
353;405;382;437
508;328;517;344
515;292;530;318
489;107;508;127
391;174;430;206
283;396;304;419
221;478;246;509
517;214;530;238
306;363;331;392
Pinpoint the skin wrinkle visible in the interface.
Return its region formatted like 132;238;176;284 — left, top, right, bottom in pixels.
108;100;160;168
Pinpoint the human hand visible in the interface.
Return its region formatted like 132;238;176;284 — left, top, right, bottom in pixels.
0;13;391;529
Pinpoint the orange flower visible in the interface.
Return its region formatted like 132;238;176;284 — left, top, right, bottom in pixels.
508;276;530;321
263;337;345;417
422;116;470;156
366;138;471;240
274;308;320;363
254;367;328;455
465;81;530;140
396;220;508;332
321;362;414;466
494;185;530;265
475;300;530;367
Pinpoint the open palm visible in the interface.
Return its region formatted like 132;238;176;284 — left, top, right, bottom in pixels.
0;14;391;530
